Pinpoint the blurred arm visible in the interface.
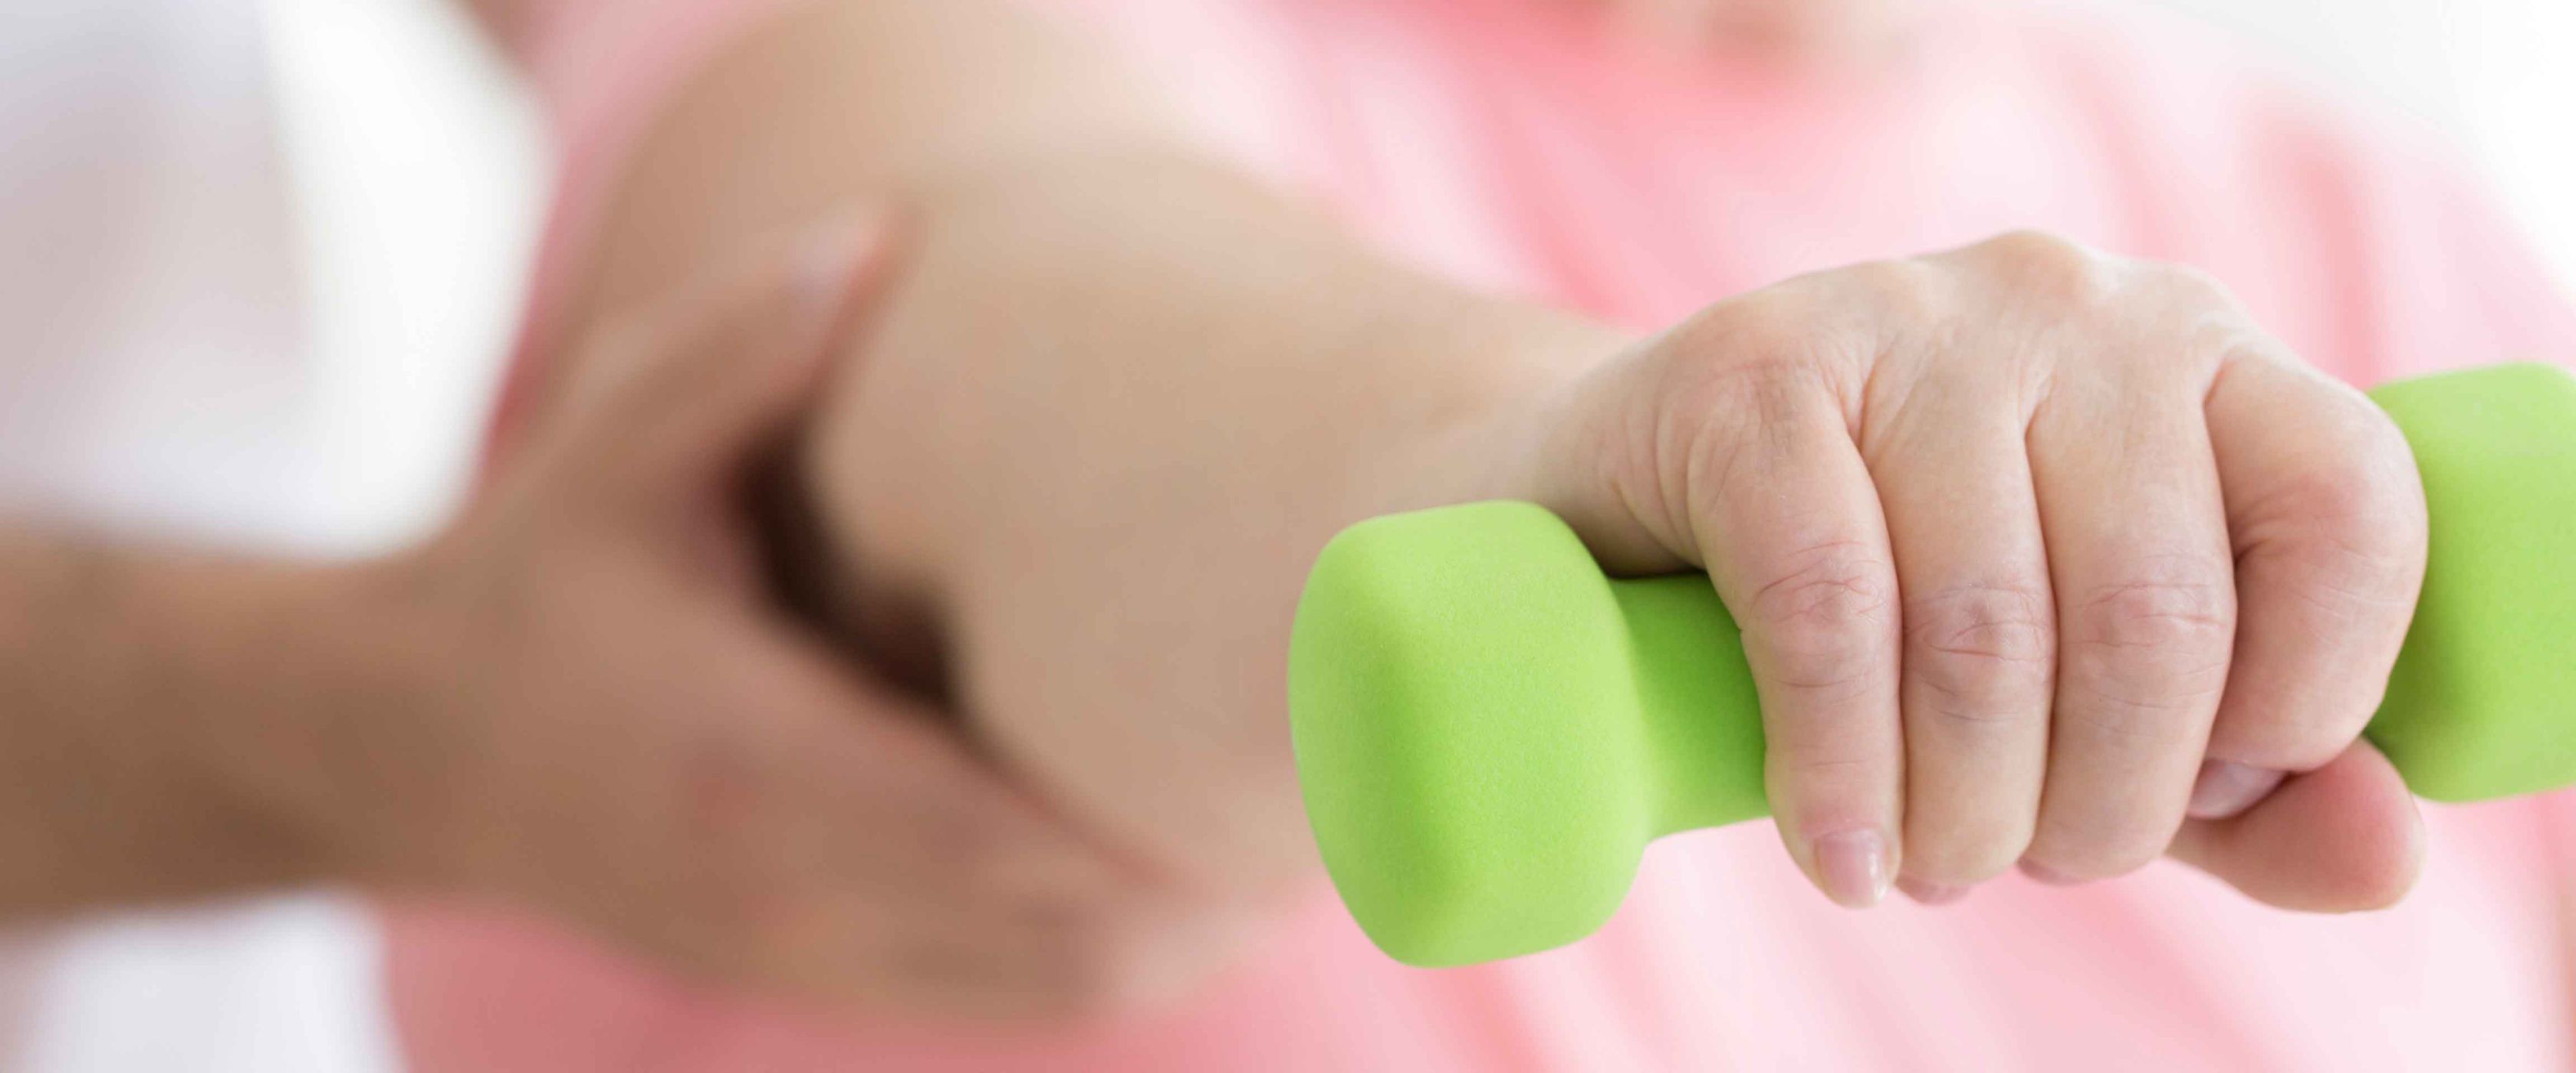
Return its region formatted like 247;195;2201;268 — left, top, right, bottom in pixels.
546;0;1618;894
0;533;412;919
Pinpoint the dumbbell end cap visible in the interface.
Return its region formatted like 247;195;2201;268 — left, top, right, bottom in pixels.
1290;501;1655;966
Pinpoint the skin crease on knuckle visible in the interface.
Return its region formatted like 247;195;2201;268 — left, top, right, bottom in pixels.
1899;595;2053;885
2022;576;2234;879
1669;347;1895;689
2246;422;2426;605
2256;477;2423;628
1632;313;1821;533
2062;573;2236;727
1744;540;1900;695
1903;582;2055;732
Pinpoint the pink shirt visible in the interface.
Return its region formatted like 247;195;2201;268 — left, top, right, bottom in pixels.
402;1;2576;1068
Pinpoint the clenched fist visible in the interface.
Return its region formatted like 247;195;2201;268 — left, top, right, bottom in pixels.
1486;231;2429;907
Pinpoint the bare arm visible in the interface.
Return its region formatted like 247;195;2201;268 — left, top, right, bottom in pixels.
0;533;393;917
549;0;1620;897
561;0;2427;933
0;230;1198;1018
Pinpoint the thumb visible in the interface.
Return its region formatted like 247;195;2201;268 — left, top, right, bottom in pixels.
2165;738;2426;912
560;207;903;507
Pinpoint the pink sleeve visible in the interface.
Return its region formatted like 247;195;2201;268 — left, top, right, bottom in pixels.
482;0;805;462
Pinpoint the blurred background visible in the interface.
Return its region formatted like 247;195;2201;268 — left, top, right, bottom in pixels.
2149;0;2576;294
0;0;2568;1068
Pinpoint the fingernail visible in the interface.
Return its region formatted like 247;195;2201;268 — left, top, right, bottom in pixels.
1813;829;1891;908
1897;876;1970;907
2019;860;2082;886
2187;759;2285;820
793;208;891;317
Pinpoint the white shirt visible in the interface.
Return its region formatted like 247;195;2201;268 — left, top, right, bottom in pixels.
0;0;543;1068
0;0;314;546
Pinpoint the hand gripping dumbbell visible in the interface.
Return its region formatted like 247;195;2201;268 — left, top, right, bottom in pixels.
1289;363;2576;967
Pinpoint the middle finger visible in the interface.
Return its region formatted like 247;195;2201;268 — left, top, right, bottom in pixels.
2022;366;2237;883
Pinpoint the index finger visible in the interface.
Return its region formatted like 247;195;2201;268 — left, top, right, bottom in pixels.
1504;313;1904;909
1674;354;1904;910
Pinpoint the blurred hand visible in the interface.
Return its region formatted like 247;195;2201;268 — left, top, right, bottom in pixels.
341;213;1237;1019
1493;231;2430;909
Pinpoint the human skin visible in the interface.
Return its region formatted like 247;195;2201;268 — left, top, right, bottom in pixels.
0;218;1254;1018
518;0;2426;1008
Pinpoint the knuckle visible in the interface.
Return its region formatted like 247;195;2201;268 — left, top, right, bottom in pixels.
2287;401;2423;519
1847;258;1948;323
1659;290;1868;406
1973;229;2114;304
1658;325;1829;418
1679;288;1817;361
2058;567;2236;743
2267;536;2420;633
1747;542;1898;692
1774;752;1884;783
2275;468;2417;549
1648;347;1831;498
1904;582;2055;724
1767;749;1896;813
2069;567;2235;667
2143;261;2249;315
2256;463;2429;613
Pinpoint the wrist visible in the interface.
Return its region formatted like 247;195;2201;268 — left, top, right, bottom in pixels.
157;551;483;901
0;538;439;916
278;551;502;896
1340;310;1638;526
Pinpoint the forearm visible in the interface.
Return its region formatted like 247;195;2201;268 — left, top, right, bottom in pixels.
827;151;1624;573
544;0;1628;893
0;531;421;918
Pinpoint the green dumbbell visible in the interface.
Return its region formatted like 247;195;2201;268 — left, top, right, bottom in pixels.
1289;363;2576;968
